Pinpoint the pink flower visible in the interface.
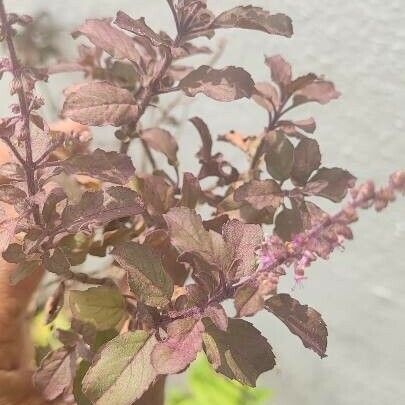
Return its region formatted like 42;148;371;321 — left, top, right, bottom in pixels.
254;174;405;292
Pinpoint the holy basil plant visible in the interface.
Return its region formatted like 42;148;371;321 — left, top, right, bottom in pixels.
0;1;404;404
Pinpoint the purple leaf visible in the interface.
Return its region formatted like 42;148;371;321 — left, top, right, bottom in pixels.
0;162;25;182
164;207;222;265
180;65;255;102
277;118;317;138
73;18;142;64
179;252;221;296
190;117;239;184
190;116;212;161
203;214;230;234
0;217;18;254
265;293;328;358
292;118;317;134
285;73;317;99
152;317;204;374
62;82;139;127
265;54;292;88
252;82;280;112
115;11;168;47
234;179;283;210
164;208;230;286
275;204;303;241
9;260;41;286
309;167;356;202
172;0;215;43
42;187;67;225
61;149;135;184
180;172;201;209
2;243;25;264
213;6;293;38
294;79;341;105
222;219;263;279
0;184;26;205
234;283;265;317
203;318;276;386
204;304;228;331
264;131;295;181
60;187;144;235
43;248;71;277
34;347;76;401
291;138;321;186
140;128;178;166
240;204;278;226
302;180;329;196
137;174;175;216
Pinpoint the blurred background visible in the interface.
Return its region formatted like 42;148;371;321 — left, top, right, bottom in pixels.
1;1;404;404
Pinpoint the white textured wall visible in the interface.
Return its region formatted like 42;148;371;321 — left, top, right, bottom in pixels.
2;1;405;404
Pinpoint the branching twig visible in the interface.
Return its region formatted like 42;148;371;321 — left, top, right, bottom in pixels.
0;136;26;166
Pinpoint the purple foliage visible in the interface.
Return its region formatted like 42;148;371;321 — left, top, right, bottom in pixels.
0;1;403;404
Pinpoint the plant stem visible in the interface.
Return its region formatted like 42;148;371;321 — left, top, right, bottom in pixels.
0;0;41;224
0;136;26;166
250;96;291;172
141;138;157;170
166;0;180;37
67;270;115;287
124;46;174;168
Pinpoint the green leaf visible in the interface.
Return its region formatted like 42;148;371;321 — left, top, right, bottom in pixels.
112;241;173;307
83;331;158;405
203;319;276;387
69;286;125;331
73;360;92;405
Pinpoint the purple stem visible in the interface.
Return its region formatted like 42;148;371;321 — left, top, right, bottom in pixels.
0;0;41;224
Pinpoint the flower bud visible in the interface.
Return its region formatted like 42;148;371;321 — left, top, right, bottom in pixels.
10;77;22;95
390;170;405;194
